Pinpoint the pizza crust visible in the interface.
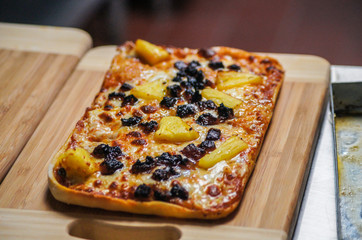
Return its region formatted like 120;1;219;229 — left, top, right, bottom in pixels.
48;150;246;219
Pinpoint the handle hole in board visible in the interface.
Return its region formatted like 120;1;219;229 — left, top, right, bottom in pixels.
68;219;181;240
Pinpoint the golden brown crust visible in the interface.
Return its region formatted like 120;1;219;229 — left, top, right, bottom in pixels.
49;159;244;219
48;42;284;219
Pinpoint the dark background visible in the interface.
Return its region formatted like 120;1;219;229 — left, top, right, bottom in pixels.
1;0;361;65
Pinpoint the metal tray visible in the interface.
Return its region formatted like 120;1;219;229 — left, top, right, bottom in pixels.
331;80;362;240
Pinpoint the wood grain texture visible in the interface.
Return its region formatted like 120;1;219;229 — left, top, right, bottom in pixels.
0;50;79;181
0;23;92;182
0;46;329;239
232;81;327;231
0;22;92;57
0;208;286;240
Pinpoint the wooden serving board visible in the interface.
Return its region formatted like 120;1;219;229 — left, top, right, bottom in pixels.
0;46;329;239
0;22;92;181
0;208;285;240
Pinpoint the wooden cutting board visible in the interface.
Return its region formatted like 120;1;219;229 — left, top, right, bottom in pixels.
0;22;92;182
0;208;285;240
0;46;329;239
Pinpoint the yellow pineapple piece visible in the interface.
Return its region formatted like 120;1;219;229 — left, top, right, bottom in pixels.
198;136;248;169
154;116;199;142
201;88;242;109
135;39;170;65
131;79;167;100
217;72;263;90
58;148;97;181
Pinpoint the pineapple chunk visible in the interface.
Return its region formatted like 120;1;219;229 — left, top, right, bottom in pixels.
58;148;97;181
130;79;167;100
135;39;170;65
198;136;248;169
201;88;242;109
154;116;199;142
217;72;263;90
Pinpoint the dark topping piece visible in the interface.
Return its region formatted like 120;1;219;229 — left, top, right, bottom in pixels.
181;143;205;160
206;184;221;197
156;153;183;166
185;67;198;78
191;91;202;103
187;76;204;90
186;76;197;88
194;70;205;82
156;152;172;163
104;146;122;161
105;146;122;161
140;105;157;114
208;61;224;70
198;140;216;152
100;158;123;175
121;94;138;107
174;61;187;71
176;104;197;118
206;128;221;140
228;64;241;71
92;144;110;158
192;90;202;103
108;92;125;100
171;184;189;200
57;167;66;179
198;48;215;59
154;190;171;201
185;60;201;77
139;120;158;134
196;100;217;111
180;80;192;89
183;89;202;103
178;157;192;167
204;79;216;88
152;167;179;181
131;139;147;146
160;97;177;108
218;103;234;121
167;84;182;97
92;144;122;160
260;58;271;64
130;156;155;174
196;113;218;126
151;168;168;181
121;116;142;126
134;184;151;198
188;60;201;68
120;83;134;91
176;71;187;78
104;105;113;110
172;75;183;82
126;131;142;138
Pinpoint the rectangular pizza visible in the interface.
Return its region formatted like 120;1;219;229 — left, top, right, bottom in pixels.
48;40;284;219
